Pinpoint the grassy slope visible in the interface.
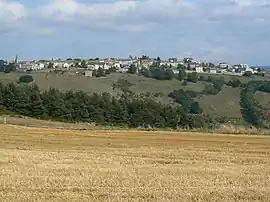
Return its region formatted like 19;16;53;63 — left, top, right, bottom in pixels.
1;125;270;202
0;72;268;119
255;91;270;106
198;86;242;118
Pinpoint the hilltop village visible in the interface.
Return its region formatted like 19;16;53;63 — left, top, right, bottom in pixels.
1;56;266;77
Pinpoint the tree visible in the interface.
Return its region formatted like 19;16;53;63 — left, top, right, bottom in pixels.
164;69;174;80
96;67;106;77
0;81;218;129
47;62;54;69
4;63;16;73
209;63;215;68
19;75;34;83
183;57;192;63
177;64;186;70
0;60;6;72
243;71;253;77
199;75;205;81
177;69;186;81
182;80;188;86
190;102;203;114
66;58;72;60
187;72;198;83
29;84;44;116
128;64;137;74
213;79;224;92
202;84;217;95
81;60;87;69
227;78;241;88
140;68;151;77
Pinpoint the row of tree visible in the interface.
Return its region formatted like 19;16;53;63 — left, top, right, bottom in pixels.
168;89;202;114
0;60;16;73
0;82;216;129
240;80;270;128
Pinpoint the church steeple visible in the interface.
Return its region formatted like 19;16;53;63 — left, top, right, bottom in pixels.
14;54;19;68
14;54;18;64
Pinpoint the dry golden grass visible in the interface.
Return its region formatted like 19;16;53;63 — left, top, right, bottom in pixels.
1;125;270;202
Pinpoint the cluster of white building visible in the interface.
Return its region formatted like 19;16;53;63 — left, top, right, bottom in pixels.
15;56;261;76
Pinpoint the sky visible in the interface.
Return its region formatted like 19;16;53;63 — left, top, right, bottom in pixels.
1;0;270;65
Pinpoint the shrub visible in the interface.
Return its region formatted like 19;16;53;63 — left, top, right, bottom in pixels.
190;102;203;114
199;75;205;81
187;72;198;83
243;71;253;77
227;78;241;88
182;80;188;86
177;69;186;81
19;75;34;83
202;84;217;95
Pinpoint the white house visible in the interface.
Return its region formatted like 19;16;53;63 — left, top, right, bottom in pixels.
31;63;45;70
63;63;70;68
195;66;204;73
209;68;217;74
219;62;229;69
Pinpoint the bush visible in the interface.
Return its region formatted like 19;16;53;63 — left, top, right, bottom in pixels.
128;64;137;74
182;80;188;86
243;71;253;77
190;102;203;114
19;75;34;83
199;76;205;81
202;84;217;95
177;69;186;81
227;78;241;88
187;72;198;83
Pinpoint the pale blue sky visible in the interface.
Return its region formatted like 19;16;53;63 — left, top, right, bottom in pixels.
1;0;270;65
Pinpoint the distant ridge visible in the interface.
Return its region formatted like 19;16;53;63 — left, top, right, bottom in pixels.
253;66;270;70
261;66;270;70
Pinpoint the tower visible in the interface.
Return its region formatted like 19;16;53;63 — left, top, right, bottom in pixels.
14;54;19;69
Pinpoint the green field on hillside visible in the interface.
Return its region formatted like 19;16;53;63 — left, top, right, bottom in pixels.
0;72;268;120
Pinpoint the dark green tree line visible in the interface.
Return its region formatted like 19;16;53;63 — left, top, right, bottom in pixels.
0;82;215;129
240;80;270;128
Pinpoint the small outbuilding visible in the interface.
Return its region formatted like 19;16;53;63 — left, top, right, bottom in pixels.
84;70;93;77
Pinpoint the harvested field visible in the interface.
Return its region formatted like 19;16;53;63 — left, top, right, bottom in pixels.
0;125;270;202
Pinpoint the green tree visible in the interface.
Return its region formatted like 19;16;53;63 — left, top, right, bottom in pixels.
187;72;198;83
190;102;203;114
128;64;137;74
81;60;87;69
139;67;151;77
243;71;253;77
96;68;106;77
209;63;215;68
0;60;6;72
4;63;16;73
19;75;34;83
182;80;188;86
47;62;54;69
183;57;192;63
177;64;186;70
177;69;186;81
227;78;241;88
29;84;44;117
199;75;205;81
213;79;224;92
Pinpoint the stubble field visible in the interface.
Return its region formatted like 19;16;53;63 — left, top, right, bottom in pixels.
0;124;270;202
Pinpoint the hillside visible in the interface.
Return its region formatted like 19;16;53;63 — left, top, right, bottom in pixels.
0;72;269;121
